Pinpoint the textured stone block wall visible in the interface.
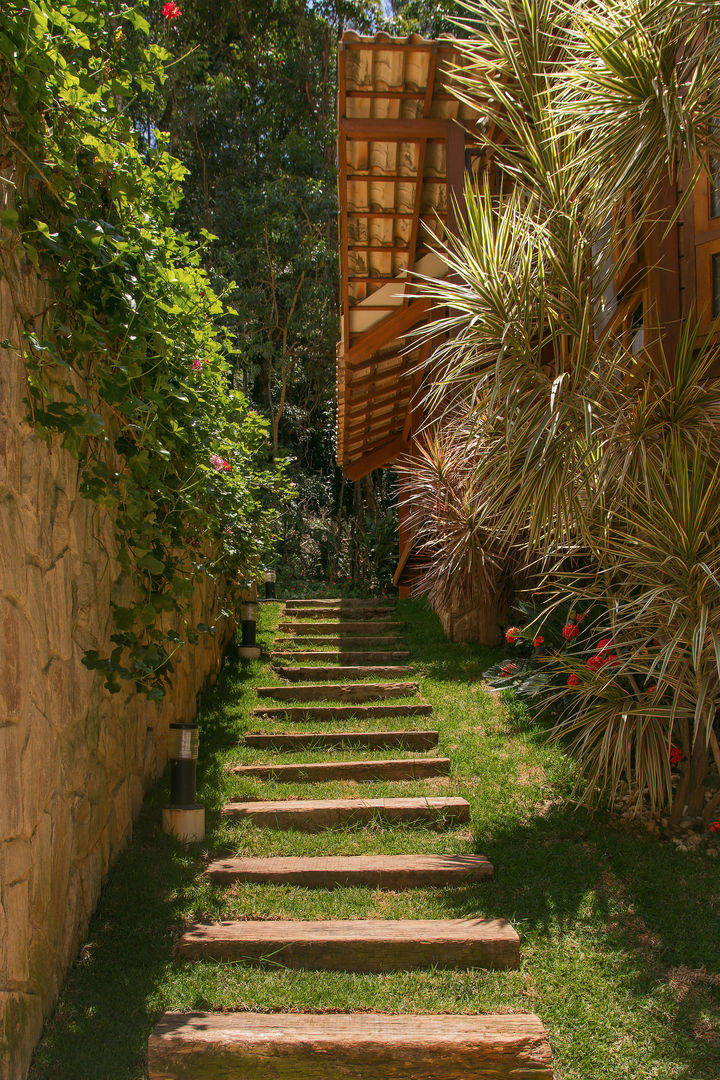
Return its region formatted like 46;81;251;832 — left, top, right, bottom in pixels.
0;260;233;1079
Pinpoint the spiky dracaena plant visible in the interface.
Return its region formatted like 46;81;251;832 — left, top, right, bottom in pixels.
407;0;720;816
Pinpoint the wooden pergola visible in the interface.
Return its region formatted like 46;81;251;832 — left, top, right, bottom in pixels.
335;31;482;484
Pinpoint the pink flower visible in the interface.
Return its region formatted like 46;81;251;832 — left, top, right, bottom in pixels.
567;673;580;687
533;635;544;648
669;745;683;765
162;1;182;19
210;454;231;472
505;626;520;644
500;662;517;677
562;622;579;641
191;358;202;372
289;481;297;489
225;527;232;535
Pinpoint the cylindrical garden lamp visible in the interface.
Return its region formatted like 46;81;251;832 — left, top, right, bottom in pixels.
238;597;260;659
264;568;277;600
161;722;205;842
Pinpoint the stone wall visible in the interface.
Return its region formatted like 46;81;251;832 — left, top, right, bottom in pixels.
0;241;233;1079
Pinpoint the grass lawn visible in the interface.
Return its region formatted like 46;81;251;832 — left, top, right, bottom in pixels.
29;599;720;1079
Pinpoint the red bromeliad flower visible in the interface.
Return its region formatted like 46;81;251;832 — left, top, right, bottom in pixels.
500;662;517;677
709;820;720;833
533;635;544;647
587;654;604;673
562;622;579;641
567;673;580;687
669;745;683;765
596;638;613;652
163;1;182;19
505;626;521;644
647;684;657;694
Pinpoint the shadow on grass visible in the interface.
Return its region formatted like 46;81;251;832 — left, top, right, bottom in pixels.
28;640;262;1080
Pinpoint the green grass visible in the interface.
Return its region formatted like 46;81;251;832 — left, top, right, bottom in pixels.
29;599;720;1079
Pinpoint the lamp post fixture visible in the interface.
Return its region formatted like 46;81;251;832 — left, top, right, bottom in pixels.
238;583;261;659
161;722;205;841
264;568;277;600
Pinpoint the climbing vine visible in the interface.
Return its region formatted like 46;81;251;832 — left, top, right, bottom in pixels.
0;0;294;696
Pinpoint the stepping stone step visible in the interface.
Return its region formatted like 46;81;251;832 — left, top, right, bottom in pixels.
205;852;494;888
255;682;418;703
243;729;439;750
176;917;519;970
251;703;433;722
221;795;469;830
271;650;411;662
274;636;402;648
230;756;450;782
274;665;414;681
148;1010;554;1080
279;621;401;634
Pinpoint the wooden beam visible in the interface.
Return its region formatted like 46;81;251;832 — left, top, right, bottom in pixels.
447;120;467;238
340;117;449;141
344;434;408;480
340;39;457;52
346;298;431;367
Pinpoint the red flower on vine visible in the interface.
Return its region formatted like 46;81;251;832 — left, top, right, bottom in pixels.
562;622;579;641
669;745;683;765
191;358;202;372
162;2;182;19
210;453;231;472
505;626;520;644
533;635;544;647
567;673;580;687
500;662;517;677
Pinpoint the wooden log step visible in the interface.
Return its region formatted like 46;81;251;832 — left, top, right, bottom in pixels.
273;665;414;681
148;1010;554;1080
230;757;451;782
274;636;402;648
284;598;395;608
271;650;411;662
255;682;418;703
283;605;396;617
176;917;520;971
205;852;494;888
279;621;401;634
251;703;433;722
243;730;439;750
221;795;469;830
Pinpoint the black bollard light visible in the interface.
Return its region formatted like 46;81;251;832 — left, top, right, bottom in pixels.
238;595;261;659
264;568;277;600
162;722;204;841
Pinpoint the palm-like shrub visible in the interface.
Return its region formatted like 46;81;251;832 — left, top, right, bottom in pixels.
409;0;720;820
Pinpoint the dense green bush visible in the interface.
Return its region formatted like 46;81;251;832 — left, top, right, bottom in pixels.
0;1;293;695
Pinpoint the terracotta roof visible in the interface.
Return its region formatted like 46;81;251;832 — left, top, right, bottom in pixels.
336;31;482;479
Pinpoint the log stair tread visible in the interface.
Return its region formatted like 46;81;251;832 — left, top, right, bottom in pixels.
175;917;520;970
243;730;439;750
273;665;415;681
251;703;433;721
148;1010;553;1080
282;606;396;616
274;636;403;648
255;681;419;702
279;621;401;633
284;598;396;607
221;795;470;829
230;756;450;781
271;650;411;662
205;852;494;888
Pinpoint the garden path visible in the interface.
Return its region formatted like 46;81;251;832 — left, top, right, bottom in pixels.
147;597;554;1078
